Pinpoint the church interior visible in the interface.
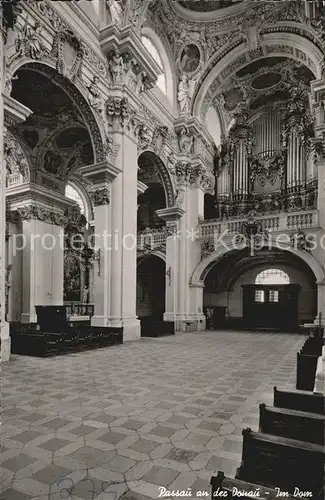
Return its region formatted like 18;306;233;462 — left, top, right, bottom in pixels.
0;0;324;498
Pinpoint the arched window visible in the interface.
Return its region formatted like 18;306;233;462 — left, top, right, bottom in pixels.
65;183;86;215
255;269;290;285
141;36;167;94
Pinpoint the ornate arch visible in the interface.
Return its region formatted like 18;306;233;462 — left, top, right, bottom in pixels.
193;32;323;119
190;236;325;286
6;60;106;163
138;150;176;207
137;251;166;264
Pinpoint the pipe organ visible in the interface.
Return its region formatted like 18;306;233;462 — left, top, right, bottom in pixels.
214;96;317;218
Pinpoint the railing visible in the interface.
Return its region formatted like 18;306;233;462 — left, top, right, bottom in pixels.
137;228;167;252
65;303;94;317
199;210;319;240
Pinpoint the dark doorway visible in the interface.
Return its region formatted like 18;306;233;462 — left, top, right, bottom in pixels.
136;256;166;336
242;284;300;331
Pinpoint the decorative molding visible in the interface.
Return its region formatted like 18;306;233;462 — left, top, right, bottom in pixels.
52;28;84;82
201;238;215;259
7;204;66;226
4;130;30;188
15;17;48;59
90;188;110;207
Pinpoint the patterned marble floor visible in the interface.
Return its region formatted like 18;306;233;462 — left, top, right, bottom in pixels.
1;330;304;500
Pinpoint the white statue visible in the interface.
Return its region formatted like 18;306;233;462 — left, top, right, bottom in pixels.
82;286;89;304
178;127;193;153
109;50;125;84
240;17;263;52
16;20;44;59
87;76;103;114
177;75;191;114
175;189;185;207
107;0;124;26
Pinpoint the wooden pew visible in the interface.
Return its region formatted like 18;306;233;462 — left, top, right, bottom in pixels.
11;331;64;357
259;403;324;445
273;386;324;415
211;471;296;500
296;352;319;391
301;337;324;356
236;428;324;498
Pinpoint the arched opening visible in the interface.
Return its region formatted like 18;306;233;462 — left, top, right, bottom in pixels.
136;255;166;337
203;248;317;331
141;36;167;95
137;151;174;230
6;63;99;326
255;269;290;285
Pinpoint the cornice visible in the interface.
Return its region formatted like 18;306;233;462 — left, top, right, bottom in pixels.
3;96;32;127
6;182;76;211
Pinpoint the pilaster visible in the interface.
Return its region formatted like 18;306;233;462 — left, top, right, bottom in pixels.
6;187;73;324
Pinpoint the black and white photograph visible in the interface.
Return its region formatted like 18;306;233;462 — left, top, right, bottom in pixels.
0;0;324;499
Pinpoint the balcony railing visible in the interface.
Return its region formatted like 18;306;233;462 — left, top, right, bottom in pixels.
199;210;319;240
137;228;167;252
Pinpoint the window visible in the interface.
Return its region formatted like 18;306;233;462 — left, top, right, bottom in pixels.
65;183;85;214
255;269;290;285
269;290;279;302
255;290;265;303
141;36;167;94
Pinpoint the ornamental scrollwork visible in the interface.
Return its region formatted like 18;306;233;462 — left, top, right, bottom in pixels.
249;150;286;187
4;131;30;188
201;239;215;259
52;29;84;82
91;188;110;207
291;229;312;253
7;205;66;227
281;83;314;153
234;211;269;251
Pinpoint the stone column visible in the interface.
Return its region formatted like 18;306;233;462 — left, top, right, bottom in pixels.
159;160;214;332
156;208;184;328
108;98;141;340
78;163;120;329
6;196;69;324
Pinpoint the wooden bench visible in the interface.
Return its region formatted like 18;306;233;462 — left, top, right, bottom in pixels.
301;337;324;356
259;403;324;445
211;471;297;500
296;352;319;391
11;331;64;357
273;386;324;415
236;428;324;498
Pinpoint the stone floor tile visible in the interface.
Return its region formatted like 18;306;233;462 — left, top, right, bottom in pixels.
105;455;135;473
0;489;31;500
2;454;38;472
39;438;71;452
130;438;159;454
142;466;179;487
32;464;71;485
2;331;302;500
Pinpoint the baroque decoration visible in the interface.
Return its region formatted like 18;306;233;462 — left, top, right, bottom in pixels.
91;189;110;207
4;131;30;187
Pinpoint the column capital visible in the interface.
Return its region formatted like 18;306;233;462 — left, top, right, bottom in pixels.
90;188;110;207
100;25;161;94
156;207;185;224
78;161;121;187
169;160;215;194
6;184;76;226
